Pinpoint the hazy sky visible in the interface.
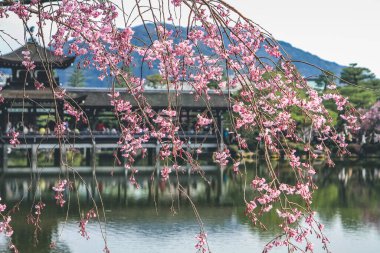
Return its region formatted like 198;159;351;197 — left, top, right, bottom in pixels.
225;0;380;76
1;0;379;76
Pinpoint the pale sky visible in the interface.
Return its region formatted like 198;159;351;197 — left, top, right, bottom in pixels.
225;0;380;76
1;0;379;76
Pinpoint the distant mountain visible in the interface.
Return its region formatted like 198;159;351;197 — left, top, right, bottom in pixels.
275;41;344;78
1;24;345;87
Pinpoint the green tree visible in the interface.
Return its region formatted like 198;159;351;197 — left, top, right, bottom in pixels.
336;65;379;109
315;70;336;91
146;74;164;88
359;78;380;89
68;68;86;87
340;63;375;85
114;65;132;88
337;85;378;109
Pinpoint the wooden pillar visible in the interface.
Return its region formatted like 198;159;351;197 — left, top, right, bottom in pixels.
91;141;96;175
217;110;224;150
0;145;4;173
1;105;8;134
186;109;190;132
2;144;8;173
155;140;160;176
0;105;5;134
31;144;38;173
117;178;121;202
147;148;154;166
54;148;60;167
91;109;97;130
60;145;67;172
147;179;152;203
85;147;92;166
57;101;64;123
124;170;128;205
216;167;223;204
33;104;37;127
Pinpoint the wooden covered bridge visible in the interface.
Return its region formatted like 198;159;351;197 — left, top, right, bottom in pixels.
0;42;230;174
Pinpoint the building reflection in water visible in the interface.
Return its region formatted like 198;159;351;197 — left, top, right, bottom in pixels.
1;160;380;252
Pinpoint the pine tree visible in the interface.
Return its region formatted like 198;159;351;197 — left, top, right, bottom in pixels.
340;63;375;85
68;68;86;87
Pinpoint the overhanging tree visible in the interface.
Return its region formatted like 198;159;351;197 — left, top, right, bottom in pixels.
0;1;361;252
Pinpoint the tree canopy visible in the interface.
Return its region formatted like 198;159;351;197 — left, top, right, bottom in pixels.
340;63;375;85
68;68;86;87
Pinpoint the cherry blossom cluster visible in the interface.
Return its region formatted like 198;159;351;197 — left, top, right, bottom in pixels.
52;179;68;207
54;123;66;138
0;215;14;238
79;209;97;240
0;198;5;213
195;232;208;253
27;201;46;227
8;130;20;147
214;149;230;166
34;81;44;90
53;89;66;100
262;212;328;252
21;50;35;71
64;102;85;123
0;197;14;247
246;176;329;251
161;166;172;181
361;101;380;131
27;201;46;241
196;115;213;127
109;92;150;170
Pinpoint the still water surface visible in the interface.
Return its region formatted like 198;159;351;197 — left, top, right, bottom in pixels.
1;159;380;253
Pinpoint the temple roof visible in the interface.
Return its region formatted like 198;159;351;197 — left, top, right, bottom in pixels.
1;88;229;109
1;88;86;107
0;0;60;7
0;42;75;69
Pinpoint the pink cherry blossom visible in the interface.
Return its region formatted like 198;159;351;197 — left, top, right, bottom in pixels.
161;166;172;181
52;180;68;207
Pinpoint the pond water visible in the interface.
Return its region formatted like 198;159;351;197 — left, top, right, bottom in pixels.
0;159;380;253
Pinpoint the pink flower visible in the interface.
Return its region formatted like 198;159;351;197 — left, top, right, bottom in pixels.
197;115;212;127
34;81;44;90
306;242;313;252
54;123;66;137
9;131;20;147
0;197;6;212
214;149;230;166
0;216;14;237
52;180;67;207
79;209;97;240
64;102;83;122
246;201;257;212
232;162;240;173
54;89;66;99
21;50;35;71
171;0;182;7
195;232;208;253
264;45;281;58
161;166;172;181
162;109;177;117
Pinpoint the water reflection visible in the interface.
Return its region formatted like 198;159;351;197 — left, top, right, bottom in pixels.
0;160;380;252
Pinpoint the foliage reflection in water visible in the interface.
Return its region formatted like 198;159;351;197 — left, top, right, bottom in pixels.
0;159;380;253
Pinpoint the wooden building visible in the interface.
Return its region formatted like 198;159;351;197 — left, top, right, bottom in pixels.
0;42;229;174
